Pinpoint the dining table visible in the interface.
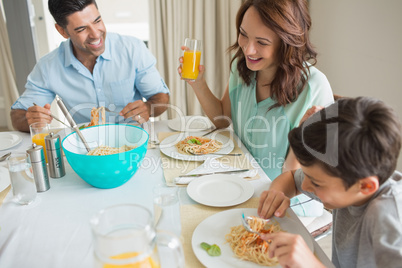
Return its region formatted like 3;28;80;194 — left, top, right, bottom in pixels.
0;118;334;268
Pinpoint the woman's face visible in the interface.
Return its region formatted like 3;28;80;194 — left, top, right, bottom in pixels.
238;6;281;73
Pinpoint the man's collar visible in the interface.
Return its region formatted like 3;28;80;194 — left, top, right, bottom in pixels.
100;35;111;61
63;37;111;67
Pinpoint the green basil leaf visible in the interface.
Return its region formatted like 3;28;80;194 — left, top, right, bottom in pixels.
194;139;202;145
200;242;211;251
207;244;221;256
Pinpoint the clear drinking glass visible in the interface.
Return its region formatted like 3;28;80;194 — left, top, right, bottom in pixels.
30;122;50;162
153;184;181;237
90;204;185;268
8;153;37;205
181;38;202;81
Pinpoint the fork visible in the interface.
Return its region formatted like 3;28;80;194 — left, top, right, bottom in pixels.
241;213;270;237
242;198;314;236
104;107;120;115
104;107;144;128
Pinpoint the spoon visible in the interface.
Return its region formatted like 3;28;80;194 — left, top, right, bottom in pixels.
0;152;11;162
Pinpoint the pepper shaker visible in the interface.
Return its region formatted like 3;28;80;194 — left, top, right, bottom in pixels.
26;143;50;192
45;132;66;178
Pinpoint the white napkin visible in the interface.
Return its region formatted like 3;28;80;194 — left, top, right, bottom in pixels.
0;166;11;192
174;157;258;185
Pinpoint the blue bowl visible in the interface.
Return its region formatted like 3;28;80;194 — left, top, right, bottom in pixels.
62;124;149;188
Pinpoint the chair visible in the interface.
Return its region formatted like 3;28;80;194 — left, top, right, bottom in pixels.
333;94;343;101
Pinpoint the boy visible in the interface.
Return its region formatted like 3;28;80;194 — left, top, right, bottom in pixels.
258;97;402;268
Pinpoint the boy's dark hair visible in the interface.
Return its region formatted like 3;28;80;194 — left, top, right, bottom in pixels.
289;97;402;189
48;0;97;28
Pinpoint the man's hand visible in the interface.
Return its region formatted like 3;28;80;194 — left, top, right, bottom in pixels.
11;104;52;132
26;104;52;126
120;93;169;123
261;232;323;268
120;100;150;124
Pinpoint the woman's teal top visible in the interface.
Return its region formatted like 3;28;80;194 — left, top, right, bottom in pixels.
229;62;334;180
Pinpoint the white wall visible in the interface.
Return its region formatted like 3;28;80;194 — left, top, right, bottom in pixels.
309;0;402;170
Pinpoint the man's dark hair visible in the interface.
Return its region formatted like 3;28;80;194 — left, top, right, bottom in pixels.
289;97;402;189
48;0;97;28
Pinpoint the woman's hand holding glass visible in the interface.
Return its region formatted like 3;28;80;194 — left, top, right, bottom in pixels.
178;40;205;85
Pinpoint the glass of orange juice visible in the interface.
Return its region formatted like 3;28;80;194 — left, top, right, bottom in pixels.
29;122;50;162
90;204;185;268
181;38;202;81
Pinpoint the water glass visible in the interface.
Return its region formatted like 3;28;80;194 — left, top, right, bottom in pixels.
8;153;37;205
30;122;50;162
153;184;181;237
181;38;202;81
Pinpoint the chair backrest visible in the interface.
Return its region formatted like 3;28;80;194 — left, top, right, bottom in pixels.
333;94;343;101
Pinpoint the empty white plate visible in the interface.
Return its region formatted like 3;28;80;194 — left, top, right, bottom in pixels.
187;174;254;207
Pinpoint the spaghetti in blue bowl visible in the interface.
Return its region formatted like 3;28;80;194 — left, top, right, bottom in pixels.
62;124;148;189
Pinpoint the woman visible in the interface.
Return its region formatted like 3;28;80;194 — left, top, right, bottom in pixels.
178;0;333;215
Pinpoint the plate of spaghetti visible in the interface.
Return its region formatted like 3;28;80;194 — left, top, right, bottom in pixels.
192;208;314;268
160;133;234;161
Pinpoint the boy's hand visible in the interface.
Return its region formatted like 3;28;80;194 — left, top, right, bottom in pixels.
261;232;323;268
258;190;290;219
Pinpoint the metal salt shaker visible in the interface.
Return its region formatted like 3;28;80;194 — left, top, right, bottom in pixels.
45;132;66;178
26;143;50;192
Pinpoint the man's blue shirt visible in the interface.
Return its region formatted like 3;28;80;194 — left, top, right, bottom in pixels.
12;33;169;123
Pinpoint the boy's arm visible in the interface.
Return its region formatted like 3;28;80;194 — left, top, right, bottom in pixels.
258;171;300;219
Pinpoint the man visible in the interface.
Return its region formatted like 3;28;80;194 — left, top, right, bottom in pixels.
11;0;169;132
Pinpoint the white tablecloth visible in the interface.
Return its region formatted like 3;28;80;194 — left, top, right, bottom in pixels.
0;120;333;268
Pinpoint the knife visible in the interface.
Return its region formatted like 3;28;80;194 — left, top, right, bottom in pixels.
178;169;250;177
201;128;218;137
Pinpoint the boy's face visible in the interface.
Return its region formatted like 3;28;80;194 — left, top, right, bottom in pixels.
300;164;368;209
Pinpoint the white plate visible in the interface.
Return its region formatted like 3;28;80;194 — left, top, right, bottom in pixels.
159;133;234;161
192;208;314;268
168;116;213;132
0;133;22;150
187;175;254;207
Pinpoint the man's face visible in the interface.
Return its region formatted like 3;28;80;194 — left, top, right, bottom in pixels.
58;3;106;61
300;164;366;209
